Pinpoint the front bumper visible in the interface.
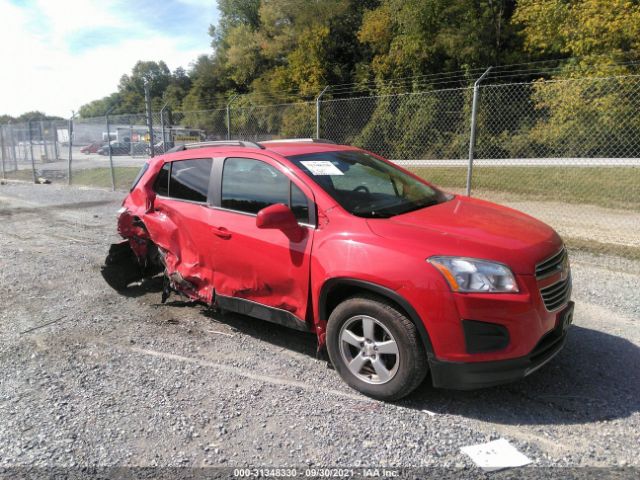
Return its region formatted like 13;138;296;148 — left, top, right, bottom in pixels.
430;301;574;390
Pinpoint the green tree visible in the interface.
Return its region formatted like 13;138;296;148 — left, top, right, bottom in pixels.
513;0;640;69
508;0;640;158
15;111;63;122
162;67;193;110
78;93;122;118
358;0;520;80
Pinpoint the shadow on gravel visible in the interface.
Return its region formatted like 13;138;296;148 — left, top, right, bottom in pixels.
117;275;639;425
202;309;318;359
403;325;640;425
122;277;319;357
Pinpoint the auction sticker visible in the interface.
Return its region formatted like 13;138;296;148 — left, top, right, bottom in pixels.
300;161;344;175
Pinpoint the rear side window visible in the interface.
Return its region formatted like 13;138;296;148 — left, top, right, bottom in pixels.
168;159;212;202
153;163;170;196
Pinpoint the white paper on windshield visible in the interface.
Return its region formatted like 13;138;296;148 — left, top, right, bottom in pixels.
300;161;344;176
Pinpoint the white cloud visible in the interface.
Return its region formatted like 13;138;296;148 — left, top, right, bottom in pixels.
0;0;213;118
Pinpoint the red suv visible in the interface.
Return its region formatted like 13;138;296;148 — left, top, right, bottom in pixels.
104;140;573;400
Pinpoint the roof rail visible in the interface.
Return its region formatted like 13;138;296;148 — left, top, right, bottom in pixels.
260;138;336;145
166;140;265;153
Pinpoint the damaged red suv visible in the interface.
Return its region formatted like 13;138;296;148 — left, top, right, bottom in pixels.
104;139;573;400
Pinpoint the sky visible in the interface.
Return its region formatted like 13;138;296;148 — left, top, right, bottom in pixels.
0;0;219;118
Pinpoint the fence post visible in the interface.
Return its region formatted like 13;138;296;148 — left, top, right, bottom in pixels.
144;81;155;157
28;119;36;183
160;102;168;153
106;107;116;191
67;112;75;185
226;94;238;140
129;121;134;156
466;67;492;196
316;85;330;139
0;125;6;180
8;121;16;170
38;119;45;161
51;120;59;160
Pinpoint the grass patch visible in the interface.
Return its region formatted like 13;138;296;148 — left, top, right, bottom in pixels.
564;236;640;261
71;167;141;190
3;169;36;182
411;166;640;210
3;167;141;190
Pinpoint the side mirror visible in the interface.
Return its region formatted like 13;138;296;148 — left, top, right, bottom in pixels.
256;204;305;242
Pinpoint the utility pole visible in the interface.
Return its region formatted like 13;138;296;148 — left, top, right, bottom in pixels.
144;80;155;157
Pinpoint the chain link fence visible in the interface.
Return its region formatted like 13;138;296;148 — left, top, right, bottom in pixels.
467;76;640;261
1;74;638;261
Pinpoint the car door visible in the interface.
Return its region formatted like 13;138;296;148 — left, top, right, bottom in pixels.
146;158;217;302
209;155;316;330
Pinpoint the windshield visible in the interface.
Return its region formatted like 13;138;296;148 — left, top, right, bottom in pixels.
288;150;451;218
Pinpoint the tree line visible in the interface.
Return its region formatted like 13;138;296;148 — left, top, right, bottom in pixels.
4;1;639;159
75;0;639;118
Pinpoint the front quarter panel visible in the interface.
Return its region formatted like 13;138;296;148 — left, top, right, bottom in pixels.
310;211;456;351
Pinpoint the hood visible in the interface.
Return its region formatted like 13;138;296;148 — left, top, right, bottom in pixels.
366;195;562;274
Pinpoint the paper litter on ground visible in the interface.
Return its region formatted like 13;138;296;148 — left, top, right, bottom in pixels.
460;438;532;472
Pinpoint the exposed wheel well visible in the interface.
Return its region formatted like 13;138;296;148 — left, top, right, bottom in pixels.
323;284;370;321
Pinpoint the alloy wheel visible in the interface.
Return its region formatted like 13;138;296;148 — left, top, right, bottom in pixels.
338;315;400;384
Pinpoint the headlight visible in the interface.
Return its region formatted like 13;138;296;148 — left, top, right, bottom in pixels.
428;256;518;293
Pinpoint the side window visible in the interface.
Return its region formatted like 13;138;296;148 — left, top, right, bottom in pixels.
153;163;170;196
222;158;289;214
290;183;309;223
168;158;212;202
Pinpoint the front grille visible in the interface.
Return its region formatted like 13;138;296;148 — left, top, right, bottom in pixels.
535;247;567;279
540;275;572;311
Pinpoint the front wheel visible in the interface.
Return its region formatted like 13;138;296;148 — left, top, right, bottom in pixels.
326;295;428;401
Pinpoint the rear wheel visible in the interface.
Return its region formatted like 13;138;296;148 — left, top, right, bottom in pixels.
326;295;428;401
100;241;143;291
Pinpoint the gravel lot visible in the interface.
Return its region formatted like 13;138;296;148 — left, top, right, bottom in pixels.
0;182;638;475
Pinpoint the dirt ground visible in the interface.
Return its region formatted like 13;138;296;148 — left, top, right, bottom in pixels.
0;182;638;475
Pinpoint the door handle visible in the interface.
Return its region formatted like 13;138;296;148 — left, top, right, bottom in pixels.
212;226;232;239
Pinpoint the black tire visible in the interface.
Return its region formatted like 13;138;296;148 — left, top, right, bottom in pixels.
101;241;143;291
100;263;142;291
326;294;428;401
